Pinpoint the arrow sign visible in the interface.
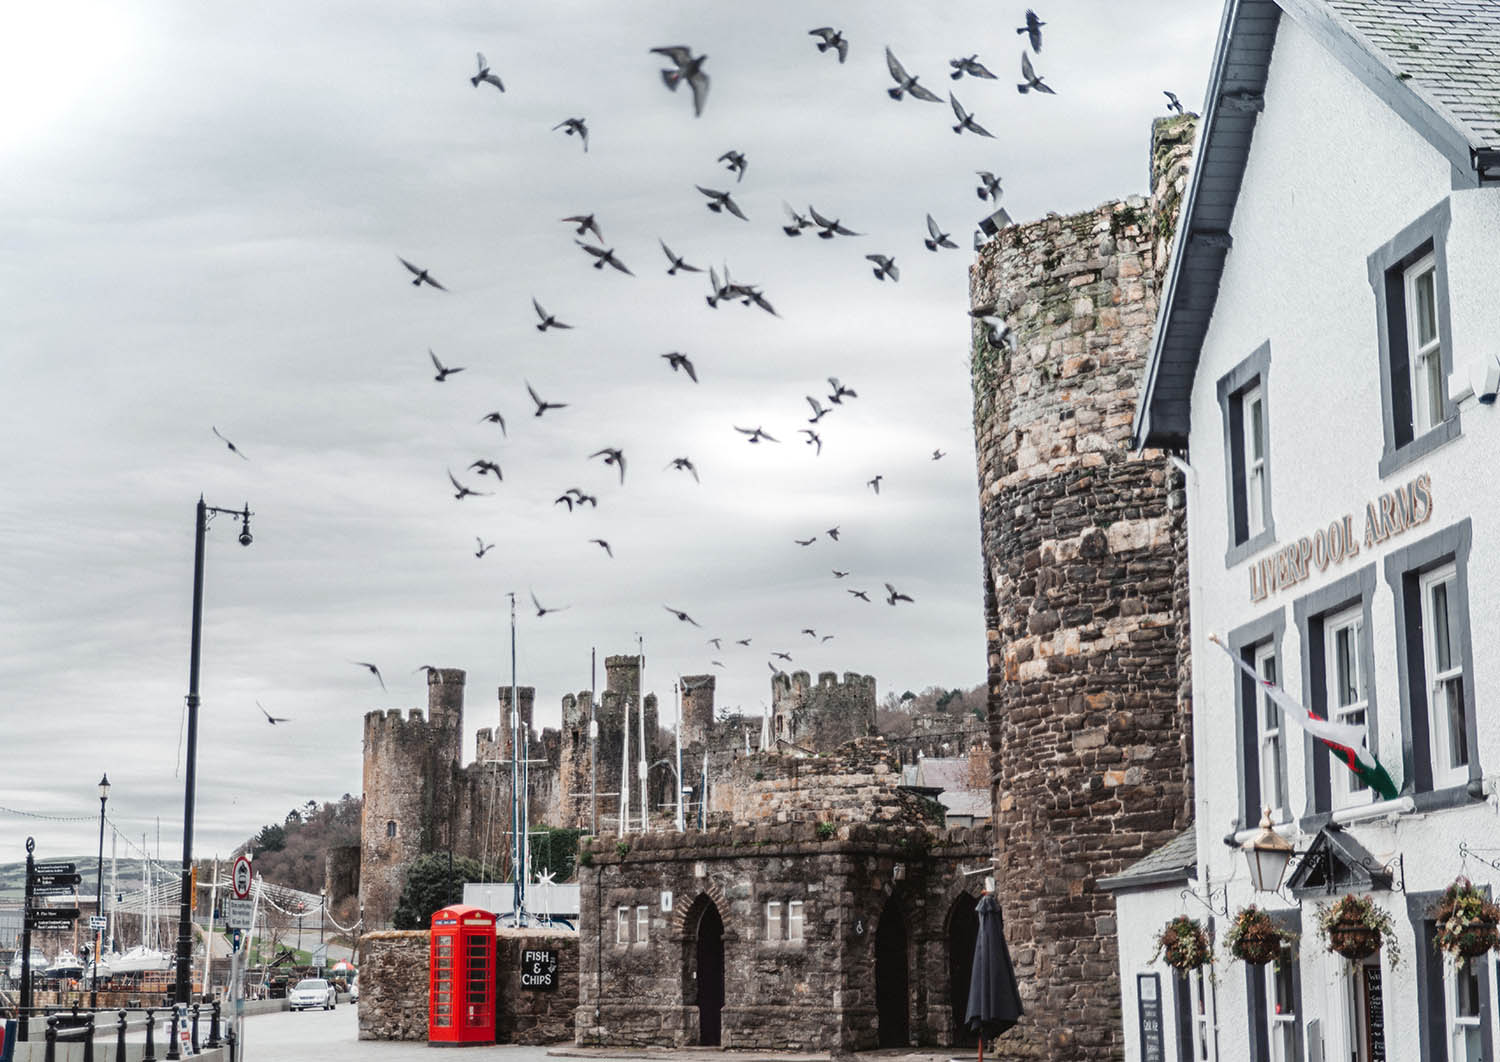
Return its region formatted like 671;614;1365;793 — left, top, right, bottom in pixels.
31;862;77;876
31;885;81;898
26;908;79;929
31;873;83;888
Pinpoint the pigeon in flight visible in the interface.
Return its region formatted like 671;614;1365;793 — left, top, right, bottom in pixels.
469;458;503;480
448;469;491;500
806;396;830;423
589;447;626;485
662;352;698;382
832;570;850;578
667;457;700;482
575;240;634;276
737;285;779;317
885;582;914;605
826;527;840;541
801;628;818;638
563;214;603;241
736;638;752;646
1018;53;1055;95
949;93;995;137
782;203;815;236
352;661;386;691
659;240;702;275
808;205;861;238
429;349;465;382
809;27;849;63
866;254;899;281
589;539;613;557
718;150;747;182
795;537;816;547
555;488;597;510
532;298;572;332
212;426;248;460
800;429;823;455
885;48;942;102
925;214;958;250
1018;10;1045;52
868;475;883;494
651;46;710;116
479;411;507;436
932;449;946;461
772;651;793;662
821;634;835;643
398;257;448;291
708;637;723;649
664;605;702;627
526;382;567;417
697;186;748;221
848;589;871;602
976;171;1003;202
471;53;504;92
1164;90;1185;115
475;538;495;558
531;591;568;617
735;426;779;444
828;378;858;404
950;55;997;80
553;117;589;151
257;701;291;725
768;660;780;674
705;266;729;308
711;660;725;668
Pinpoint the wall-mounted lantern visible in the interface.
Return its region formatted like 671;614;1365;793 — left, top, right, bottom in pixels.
1241;809;1295;894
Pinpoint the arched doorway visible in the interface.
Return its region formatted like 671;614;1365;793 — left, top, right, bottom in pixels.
948;893;980;1047
875;896;910;1048
692;901;725;1046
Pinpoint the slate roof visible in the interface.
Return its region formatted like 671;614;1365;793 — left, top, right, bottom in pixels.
938;789;992;821
1098;827;1199;892
914;756;972;792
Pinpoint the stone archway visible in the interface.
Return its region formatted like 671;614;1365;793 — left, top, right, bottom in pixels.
682;894;725;1046
947;892;980;1047
875;895;910;1048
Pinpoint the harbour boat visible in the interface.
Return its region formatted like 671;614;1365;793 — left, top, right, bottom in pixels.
48;950;85;980
109;945;172;976
7;947;48;981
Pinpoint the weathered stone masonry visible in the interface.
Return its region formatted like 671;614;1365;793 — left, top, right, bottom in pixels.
969;116;1197;1061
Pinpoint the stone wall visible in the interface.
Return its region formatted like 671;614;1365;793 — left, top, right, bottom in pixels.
358;930;430;1041
968;115;1196;1061
324;843;361;906
496;930;580;1044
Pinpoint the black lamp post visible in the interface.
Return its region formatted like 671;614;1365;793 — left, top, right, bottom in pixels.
92;773;110;1009
173;498;253;1012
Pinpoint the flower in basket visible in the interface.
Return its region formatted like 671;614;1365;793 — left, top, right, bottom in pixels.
1152;915;1213;971
1224;905;1297;966
1315;894;1401;968
1431;878;1500;960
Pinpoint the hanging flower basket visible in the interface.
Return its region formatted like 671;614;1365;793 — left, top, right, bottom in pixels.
1432;878;1500;960
1152;915;1212;971
1315;894;1401;968
1225;905;1296;966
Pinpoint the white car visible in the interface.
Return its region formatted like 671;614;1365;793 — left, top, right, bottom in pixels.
348;977;359;1002
287;978;336;1011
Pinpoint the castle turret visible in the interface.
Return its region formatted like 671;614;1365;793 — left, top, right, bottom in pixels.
604;655;640;702
769;669;876;753
497;685;536;759
680;675;715;747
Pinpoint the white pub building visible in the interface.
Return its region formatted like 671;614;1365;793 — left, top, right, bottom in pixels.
1115;0;1500;1060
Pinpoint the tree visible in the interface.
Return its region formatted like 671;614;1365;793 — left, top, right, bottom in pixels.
393;854;486;930
253;823;286;854
528;827;584;883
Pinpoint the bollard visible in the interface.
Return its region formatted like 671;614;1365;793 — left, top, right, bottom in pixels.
143;1008;157;1062
43;1021;55;1062
164;1003;180;1061
117;1010;128;1060
207;1000;221;1048
190;1004;200;1054
225;1023;237;1062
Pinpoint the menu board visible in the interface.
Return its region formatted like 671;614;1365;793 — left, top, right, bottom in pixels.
1137;973;1165;1062
1364;964;1385;1062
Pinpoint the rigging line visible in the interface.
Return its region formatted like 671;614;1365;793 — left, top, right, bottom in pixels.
0;804;95;822
175;695;187;779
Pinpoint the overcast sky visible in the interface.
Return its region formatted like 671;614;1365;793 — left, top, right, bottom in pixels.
0;0;1221;865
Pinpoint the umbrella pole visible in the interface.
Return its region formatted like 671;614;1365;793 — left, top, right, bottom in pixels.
977;1035;984;1062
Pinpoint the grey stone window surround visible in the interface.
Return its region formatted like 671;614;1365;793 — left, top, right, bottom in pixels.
1228;609;1289;832
1409;887;1495;1062
1383;518;1483;811
1217;341;1277;567
1293;564;1379;831
1367;197;1460;478
1245;909;1303;1062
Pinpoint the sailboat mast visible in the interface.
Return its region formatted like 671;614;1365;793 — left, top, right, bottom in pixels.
638;635;647;834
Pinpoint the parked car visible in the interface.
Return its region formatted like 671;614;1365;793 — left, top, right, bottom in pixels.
287;978;336;1011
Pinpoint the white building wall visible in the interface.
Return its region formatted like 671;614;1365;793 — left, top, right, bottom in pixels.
1114;885;1196;1062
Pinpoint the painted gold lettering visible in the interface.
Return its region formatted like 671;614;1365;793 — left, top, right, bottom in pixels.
1250;562;1266;603
1364;503;1382;548
1391;485;1413;533
1329;520;1345;564
1379;492;1398;540
1314;528;1329;571
1297;537;1313;581
1412;473;1433;524
1344;514;1360;556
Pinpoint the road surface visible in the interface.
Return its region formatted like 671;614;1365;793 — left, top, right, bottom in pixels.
237;1005;557;1062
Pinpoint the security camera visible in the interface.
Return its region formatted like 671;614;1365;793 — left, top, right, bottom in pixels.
238;526;254;547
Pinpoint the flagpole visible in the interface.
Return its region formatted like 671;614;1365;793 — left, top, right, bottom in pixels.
510;593;522;919
675;682;684;832
638;635;648;834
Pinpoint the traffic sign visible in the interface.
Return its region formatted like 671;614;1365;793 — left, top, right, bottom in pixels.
31;862;76;876
89;915;108;931
31;873;82;889
226;898;253;931
232;855;252;900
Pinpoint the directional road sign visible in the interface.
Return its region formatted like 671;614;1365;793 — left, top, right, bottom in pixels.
31;873;82;889
27;908;79;931
31;862;77;876
89;915;108;931
31;885;82;898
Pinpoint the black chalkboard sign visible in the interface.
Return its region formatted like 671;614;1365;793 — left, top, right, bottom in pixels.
520;947;559;991
1137;973;1165;1062
1364;964;1385;1062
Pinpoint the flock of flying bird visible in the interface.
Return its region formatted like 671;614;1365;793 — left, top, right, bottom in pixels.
215;8;1191;722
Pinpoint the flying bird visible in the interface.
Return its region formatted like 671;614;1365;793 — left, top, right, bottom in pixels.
828;378;857;404
589;447;626;485
448;469;491;500
711;660;725;668
471;53;504;92
555;489;598;511
562;214;603;241
589;539;613;557
782;202;815;236
212;426;248;460
808;205;861;238
575;240;634;275
553;117;589;151
800;429;823;455
932;449;946;461
848;589;871;602
352;661;386;691
885;582;914;605
925;214;959;250
885;47;942;102
832;570;850;578
398;257;448;291
739;286;779;317
806;396;829;423
718;150;747;182
650;46;710;116
820;634;835;643
708;638;723;649
1164;90;1185;115
661;352;698;382
531;591;569;617
826;527;840;541
532;298;573;332
429;349;465;382
949;93;995;137
809;27;849;63
659;240;702;275
795;537;816;547
866;254;899;281
697;186;748;220
801;629;818;639
950;55;997;80
475;538;495;558
735;426;779;444
1018;52;1055;95
667;457;700;482
479;411;507;436
664;605;702;627
772;651;793;662
526;381;567;417
736;638;752;646
868;475;883;494
1018;10;1045;52
469;458;503;480
976;171;1003;201
257;701;291;725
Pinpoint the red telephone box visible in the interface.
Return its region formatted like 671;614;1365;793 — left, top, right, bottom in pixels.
429;904;496;1045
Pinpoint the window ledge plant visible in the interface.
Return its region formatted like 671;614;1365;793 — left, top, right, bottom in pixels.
1224;905;1297;966
1152;915;1212;971
1432;878;1500;960
1315;894;1401;968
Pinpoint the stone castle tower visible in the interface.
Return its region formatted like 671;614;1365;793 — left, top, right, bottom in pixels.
770;670;876;751
557;655;662;830
969;116;1197;1059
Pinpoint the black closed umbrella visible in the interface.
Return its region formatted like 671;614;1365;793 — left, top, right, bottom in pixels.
965;892;1023;1059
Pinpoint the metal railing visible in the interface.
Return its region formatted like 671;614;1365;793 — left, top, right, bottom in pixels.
31;1001;231;1062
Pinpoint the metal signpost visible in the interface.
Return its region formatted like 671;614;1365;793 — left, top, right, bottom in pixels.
227;855;254;1060
19;840;82;1041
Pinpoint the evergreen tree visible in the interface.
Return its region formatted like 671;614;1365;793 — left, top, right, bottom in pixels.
393;853;486;930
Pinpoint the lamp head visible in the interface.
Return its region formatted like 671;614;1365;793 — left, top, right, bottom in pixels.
1241;807;1295;893
238;505;253;546
98;774;110;801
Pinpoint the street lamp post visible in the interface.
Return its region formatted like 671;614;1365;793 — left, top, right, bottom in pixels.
92;774;110;1010
173;498;253;1012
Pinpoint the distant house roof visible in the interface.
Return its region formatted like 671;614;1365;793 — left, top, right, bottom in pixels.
1098;828;1199;892
939;789;992;821
914;756;972;792
1134;0;1500;450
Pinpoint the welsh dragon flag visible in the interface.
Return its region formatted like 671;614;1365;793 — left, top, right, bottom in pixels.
1211;635;1398;801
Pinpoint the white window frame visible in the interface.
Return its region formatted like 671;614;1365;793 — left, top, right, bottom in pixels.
765;900;782;941
1264;944;1297;1062
616;906;630;944
1404;253;1443;436
1325;606;1371;810
1254;643;1286;821
1188;967;1218;1062
635;904;649;943
788;900;804;942
1242;383;1268;538
1445;953;1486;1062
1420;562;1468;789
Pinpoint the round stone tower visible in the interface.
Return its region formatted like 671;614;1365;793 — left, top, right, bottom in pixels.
680;674;716;748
